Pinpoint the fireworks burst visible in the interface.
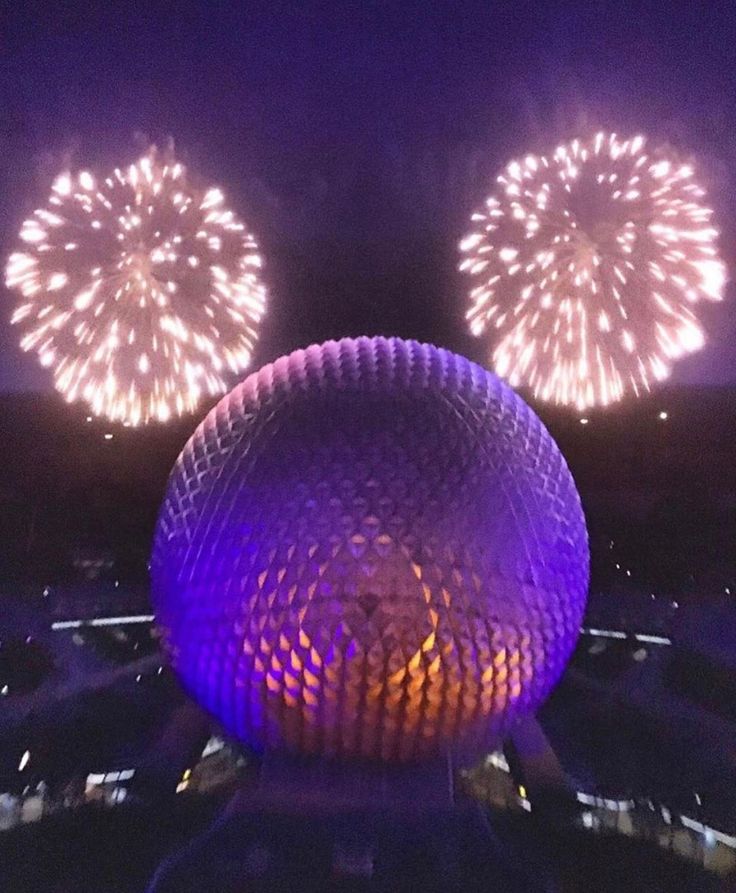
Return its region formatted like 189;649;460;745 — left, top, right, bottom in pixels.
460;133;726;408
6;148;266;425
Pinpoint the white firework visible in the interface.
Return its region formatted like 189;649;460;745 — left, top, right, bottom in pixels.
6;147;266;425
460;132;726;408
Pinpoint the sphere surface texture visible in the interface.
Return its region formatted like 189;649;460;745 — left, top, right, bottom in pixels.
152;337;589;763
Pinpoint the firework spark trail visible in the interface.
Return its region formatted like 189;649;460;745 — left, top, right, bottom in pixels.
6;148;266;425
460;133;726;409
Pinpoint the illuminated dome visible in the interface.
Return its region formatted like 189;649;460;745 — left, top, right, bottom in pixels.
152;337;589;763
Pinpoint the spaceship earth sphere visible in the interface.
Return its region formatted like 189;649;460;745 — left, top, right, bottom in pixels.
5;148;266;425
152;337;589;763
460;133;726;409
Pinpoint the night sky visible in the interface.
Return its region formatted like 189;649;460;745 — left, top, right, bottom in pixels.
1;1;735;393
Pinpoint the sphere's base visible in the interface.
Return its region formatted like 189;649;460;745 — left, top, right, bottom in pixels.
147;782;545;892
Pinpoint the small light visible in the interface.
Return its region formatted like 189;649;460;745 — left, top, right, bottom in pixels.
518;784;527;799
86;416;93;423
658;411;668;420
579;417;589;425
104;433;114;440
18;750;30;772
1;684;8;696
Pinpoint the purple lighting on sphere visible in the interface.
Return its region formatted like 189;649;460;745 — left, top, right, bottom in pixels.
151;337;589;763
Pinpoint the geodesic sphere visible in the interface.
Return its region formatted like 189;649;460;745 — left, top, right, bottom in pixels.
151;337;589;763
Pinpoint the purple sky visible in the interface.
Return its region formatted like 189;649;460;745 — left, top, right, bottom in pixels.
1;1;735;391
